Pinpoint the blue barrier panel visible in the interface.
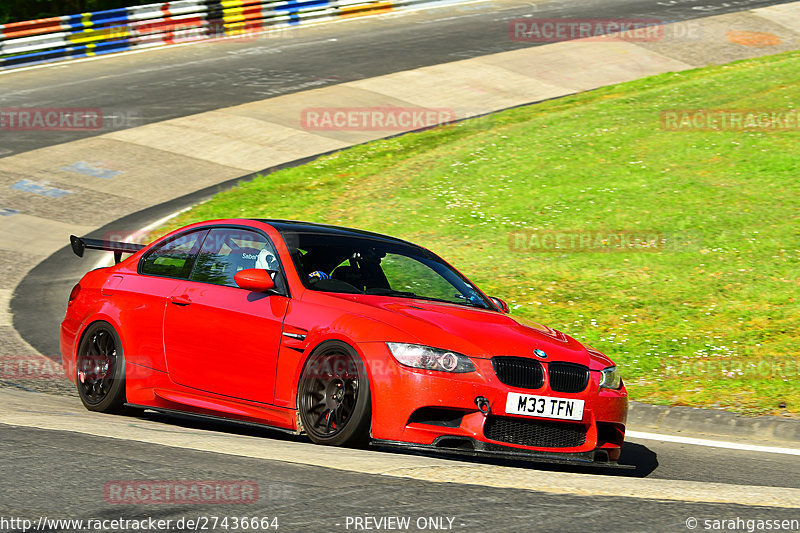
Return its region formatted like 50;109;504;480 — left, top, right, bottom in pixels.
274;0;330;25
91;7;131;26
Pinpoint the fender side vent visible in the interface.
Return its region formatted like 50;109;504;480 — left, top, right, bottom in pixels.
407;407;465;428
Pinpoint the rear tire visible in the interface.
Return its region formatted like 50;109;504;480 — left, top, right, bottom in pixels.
75;321;128;413
298;341;371;447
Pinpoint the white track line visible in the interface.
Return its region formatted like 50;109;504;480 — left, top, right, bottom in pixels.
626;430;800;456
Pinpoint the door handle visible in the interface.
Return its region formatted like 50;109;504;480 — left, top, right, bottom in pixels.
169;295;192;306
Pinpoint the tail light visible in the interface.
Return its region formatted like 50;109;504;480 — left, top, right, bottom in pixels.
68;283;81;305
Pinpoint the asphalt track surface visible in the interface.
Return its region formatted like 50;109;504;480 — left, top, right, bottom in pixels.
1;424;798;533
5;398;800;489
2;0;798;158
2;0;800;529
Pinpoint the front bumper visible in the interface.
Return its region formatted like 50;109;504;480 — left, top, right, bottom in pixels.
359;342;628;463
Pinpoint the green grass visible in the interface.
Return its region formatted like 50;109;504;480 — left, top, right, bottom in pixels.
156;50;800;416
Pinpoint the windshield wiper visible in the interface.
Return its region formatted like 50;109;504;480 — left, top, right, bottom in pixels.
406;295;488;309
363;288;488;309
363;288;419;298
452;294;489;309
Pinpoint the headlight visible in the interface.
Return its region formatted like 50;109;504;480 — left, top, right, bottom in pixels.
599;366;622;389
386;343;475;373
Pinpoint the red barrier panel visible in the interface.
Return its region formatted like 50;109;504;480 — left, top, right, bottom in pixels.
0;16;66;40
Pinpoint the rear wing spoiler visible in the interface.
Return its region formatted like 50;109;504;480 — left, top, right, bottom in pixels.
70;235;145;264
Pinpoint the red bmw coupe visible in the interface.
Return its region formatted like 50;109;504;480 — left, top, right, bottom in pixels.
61;219;628;467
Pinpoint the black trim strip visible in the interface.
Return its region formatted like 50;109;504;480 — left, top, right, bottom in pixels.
125;403;301;436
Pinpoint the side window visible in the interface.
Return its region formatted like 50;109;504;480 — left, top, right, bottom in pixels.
140;230;207;279
190;228;285;291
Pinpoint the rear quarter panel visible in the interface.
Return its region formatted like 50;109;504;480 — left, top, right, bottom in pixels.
61;267;113;381
61;257;179;381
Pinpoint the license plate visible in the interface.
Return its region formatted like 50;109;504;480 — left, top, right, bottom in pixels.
505;393;585;421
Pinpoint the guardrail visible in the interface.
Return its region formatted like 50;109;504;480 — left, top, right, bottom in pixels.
0;0;427;70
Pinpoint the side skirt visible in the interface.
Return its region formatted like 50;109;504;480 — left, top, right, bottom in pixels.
125;403;303;436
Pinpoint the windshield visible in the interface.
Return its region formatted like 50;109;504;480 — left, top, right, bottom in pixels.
280;231;492;309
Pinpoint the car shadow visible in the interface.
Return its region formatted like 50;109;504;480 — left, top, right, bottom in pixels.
604;442;659;477
372;442;659;477
132;410;659;477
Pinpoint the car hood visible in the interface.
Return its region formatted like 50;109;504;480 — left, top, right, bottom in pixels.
330;294;613;369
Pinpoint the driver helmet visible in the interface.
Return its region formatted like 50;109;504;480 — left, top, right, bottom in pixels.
256;248;279;270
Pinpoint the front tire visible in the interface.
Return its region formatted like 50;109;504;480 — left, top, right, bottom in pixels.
298;341;371;447
75;321;127;413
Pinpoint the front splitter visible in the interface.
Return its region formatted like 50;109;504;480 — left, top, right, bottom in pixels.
371;438;634;470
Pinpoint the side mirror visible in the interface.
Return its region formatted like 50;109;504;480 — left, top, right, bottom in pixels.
234;269;276;292
489;296;510;314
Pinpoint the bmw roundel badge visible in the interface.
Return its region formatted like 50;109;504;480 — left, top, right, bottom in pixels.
533;349;548;359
